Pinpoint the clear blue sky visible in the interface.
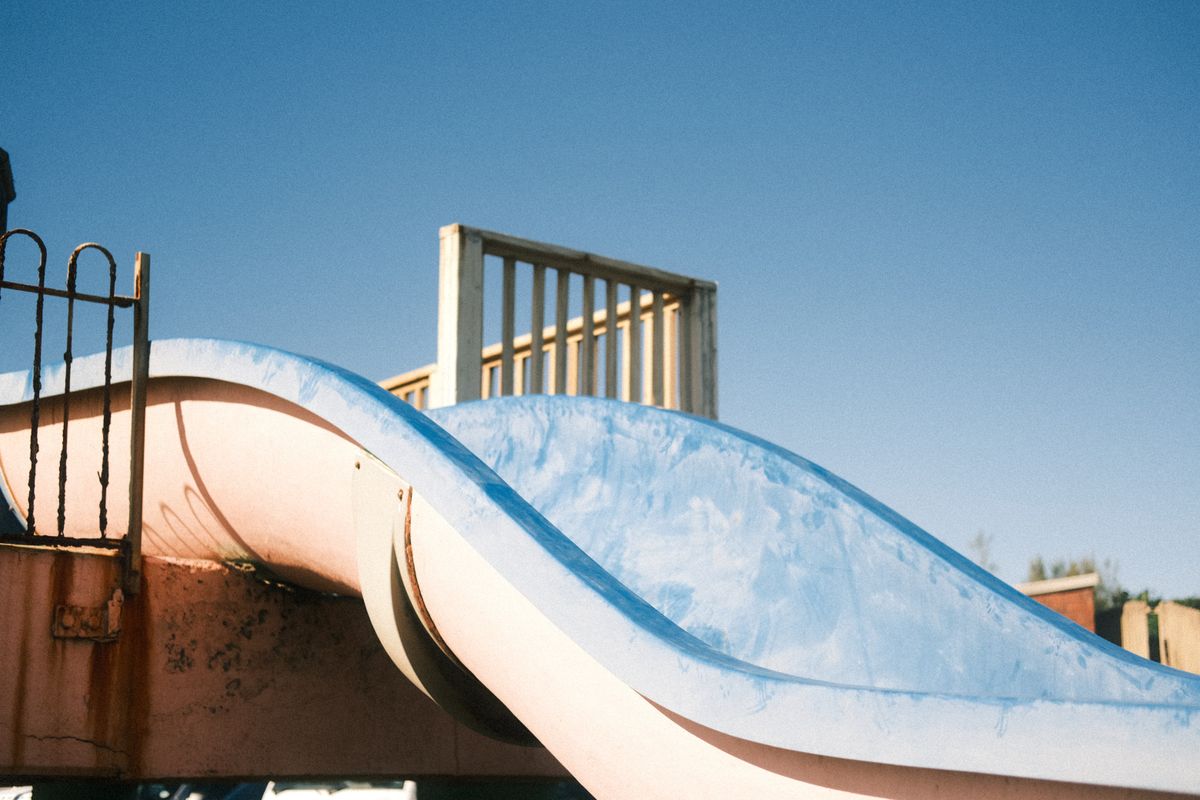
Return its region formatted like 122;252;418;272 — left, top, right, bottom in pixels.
3;2;1197;598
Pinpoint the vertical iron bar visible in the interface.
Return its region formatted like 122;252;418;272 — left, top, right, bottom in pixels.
100;253;117;537
26;235;48;534
57;251;80;536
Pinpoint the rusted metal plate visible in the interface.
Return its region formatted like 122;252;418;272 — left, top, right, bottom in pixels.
51;588;122;642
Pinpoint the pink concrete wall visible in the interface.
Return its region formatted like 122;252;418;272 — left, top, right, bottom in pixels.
0;546;567;781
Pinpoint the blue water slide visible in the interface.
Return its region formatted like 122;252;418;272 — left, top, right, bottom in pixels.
1;338;1197;795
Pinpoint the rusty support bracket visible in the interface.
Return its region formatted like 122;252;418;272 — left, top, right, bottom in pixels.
52;587;123;642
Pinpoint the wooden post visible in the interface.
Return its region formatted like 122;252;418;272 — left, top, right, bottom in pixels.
651;291;665;406
500;258;516;396
125;252;150;594
565;333;579;396
699;285;718;418
432;224;484;407
627;286;643;404
664;302;678;409
604;279;618;399
580;276;596;395
554;269;569;395
529;265;546;394
682;284;718;419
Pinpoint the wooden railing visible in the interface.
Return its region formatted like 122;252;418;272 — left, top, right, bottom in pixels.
384;364;434;411
381;225;717;418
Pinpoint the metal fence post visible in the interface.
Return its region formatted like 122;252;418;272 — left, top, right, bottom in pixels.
125;252;150;594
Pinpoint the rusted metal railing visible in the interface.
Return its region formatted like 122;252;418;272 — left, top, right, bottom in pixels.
0;229;150;593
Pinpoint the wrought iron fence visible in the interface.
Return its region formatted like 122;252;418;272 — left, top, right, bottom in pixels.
0;229;149;592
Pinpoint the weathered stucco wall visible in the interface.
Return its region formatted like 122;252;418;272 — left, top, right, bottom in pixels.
0;545;567;781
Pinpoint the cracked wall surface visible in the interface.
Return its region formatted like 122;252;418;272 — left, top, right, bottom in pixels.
0;546;567;781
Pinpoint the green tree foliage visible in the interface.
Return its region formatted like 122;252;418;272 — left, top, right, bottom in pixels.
966;530;998;573
1027;555;1048;582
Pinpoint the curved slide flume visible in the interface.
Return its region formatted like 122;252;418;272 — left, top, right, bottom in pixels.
1;339;1197;798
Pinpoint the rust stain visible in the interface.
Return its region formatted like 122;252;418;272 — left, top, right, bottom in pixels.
8;557;33;767
82;553;132;774
86;617;117;769
119;560;152;779
402;488;462;667
81;554;154;779
48;550;76;617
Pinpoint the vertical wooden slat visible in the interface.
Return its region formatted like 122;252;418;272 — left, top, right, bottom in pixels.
580;275;595;396
604;279;618;398
663;301;677;408
554;268;569;395
698;285;718;419
651;291;665;406
682;285;718;419
627;285;643;404
530;264;545;394
686;291;696;412
679;296;693;412
566;334;579;396
500;257;516;396
624;316;633;400
125;251;150;594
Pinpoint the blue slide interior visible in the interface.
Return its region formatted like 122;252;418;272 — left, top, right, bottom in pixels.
432;395;1200;706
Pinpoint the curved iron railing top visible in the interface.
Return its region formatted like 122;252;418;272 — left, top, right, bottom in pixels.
0;229;149;593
